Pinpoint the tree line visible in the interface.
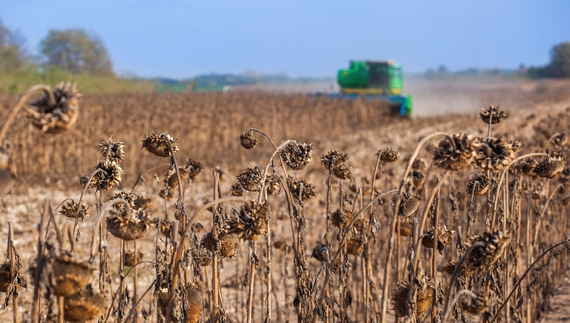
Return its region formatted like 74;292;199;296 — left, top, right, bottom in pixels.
0;19;113;76
527;42;570;78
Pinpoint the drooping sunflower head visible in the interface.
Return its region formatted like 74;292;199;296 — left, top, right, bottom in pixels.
280;141;313;171
240;131;259;149
141;133;179;157
377;147;400;163
26;81;81;134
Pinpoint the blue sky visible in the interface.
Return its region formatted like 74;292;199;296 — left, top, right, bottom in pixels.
2;0;569;78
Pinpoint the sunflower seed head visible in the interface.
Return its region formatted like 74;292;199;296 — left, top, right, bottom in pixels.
466;172;492;196
473;137;519;173
479;105;507;124
393;192;421;217
227;200;270;241
99;137;125;164
466;231;511;269
287;176;317;203
346;237;364;255
236;165;263;192
280;141;313;171
240;131;259;149
312;244;329;262
534;156;565;179
141;133;179;157
377;147;400;163
331;209;354;228
60;199;89;220
26;81;80;134
321;150;349;171
184;158;202;180
432;133;477;171
265;174;281;195
81;160;123;192
230;182;245;196
391;275;434;318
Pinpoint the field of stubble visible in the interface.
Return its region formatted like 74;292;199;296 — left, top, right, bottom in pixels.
0;78;569;323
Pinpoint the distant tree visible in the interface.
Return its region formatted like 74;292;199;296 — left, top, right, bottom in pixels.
545;42;570;78
39;29;113;75
0;19;28;72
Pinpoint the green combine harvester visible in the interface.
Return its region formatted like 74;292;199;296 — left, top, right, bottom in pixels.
316;60;413;116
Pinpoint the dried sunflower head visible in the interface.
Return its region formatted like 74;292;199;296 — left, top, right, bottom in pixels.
109;190;151;210
99;137;125;164
184;158;202;181
333;163;352;180
226;200;270;241
107;208;152;241
280;141;312;171
331;209;354;228
466;173;492;196
81;160;123;192
421;226;455;253
52;255;94;297
465;231;511;270
236;165;263;192
391;276;434;318
479;105;507;124
25;81;80;134
393;192;421;217
534;156;565;179
473;137;519;172
287;176;317;203
377;147;400;163
164;165;189;189
60;199;89;221
346;237;364;255
201;233;238;258
63;284;105;322
158;186;174;201
321;150;349;170
265;174;281;195
312;244;329;262
230;182;245;196
240;131;259;149
320;150;352;180
432;133;477;171
141;133;179;157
